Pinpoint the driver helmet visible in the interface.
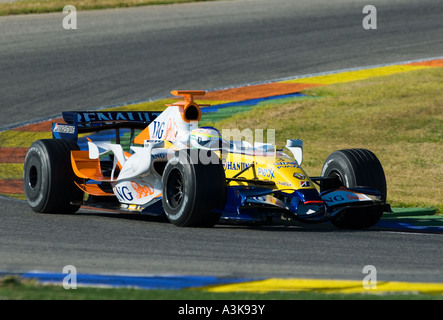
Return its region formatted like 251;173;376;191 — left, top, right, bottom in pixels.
190;126;223;150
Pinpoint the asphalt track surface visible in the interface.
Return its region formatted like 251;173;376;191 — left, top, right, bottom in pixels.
1;0;443;283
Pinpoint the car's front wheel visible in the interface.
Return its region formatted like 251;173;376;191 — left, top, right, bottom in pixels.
320;148;387;229
161;149;225;227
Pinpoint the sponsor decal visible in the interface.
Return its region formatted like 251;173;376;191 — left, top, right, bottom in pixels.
114;186;133;202
276;164;298;169
322;190;371;205
224;161;254;171
53;123;75;134
75;111;160;124
164;118;178;141
151;120;165;139
151;118;178;140
130;181;154;199
151;152;167;160
114;181;155;202
257;167;275;179
275;161;297;166
300;180;311;188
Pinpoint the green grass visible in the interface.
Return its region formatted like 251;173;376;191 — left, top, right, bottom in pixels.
1;276;442;300
214;67;443;213
0;0;215;16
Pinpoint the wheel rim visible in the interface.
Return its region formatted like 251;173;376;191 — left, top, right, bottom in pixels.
329;170;344;185
166;168;184;209
28;165;38;189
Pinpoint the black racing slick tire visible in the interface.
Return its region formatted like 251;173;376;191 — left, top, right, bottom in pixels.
161;149;226;227
320;148;387;229
23;139;83;214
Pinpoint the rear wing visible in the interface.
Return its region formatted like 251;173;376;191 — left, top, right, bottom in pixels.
52;91;207;142
52;111;161;140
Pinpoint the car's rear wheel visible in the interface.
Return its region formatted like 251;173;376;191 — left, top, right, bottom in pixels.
161;149;225;227
320;148;387;229
23;139;83;214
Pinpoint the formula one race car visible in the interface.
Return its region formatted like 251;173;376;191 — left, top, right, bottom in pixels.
23;90;391;229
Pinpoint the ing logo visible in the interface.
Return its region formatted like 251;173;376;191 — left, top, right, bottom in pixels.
164;119;178;141
130;181;154;199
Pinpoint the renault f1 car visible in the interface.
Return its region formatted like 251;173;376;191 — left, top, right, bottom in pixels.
23;90;391;229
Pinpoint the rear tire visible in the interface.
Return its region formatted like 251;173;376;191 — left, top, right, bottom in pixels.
161;149;225;227
320;148;387;229
23;139;83;214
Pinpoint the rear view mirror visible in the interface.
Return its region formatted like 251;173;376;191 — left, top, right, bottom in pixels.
286;139;303;165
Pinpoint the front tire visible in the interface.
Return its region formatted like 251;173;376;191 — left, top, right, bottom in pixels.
23;139;83;214
161;149;225;227
320;148;387;229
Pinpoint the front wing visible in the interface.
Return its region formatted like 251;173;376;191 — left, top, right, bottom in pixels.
217;185;390;225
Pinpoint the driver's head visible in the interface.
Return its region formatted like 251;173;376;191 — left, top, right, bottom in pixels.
190;126;223;150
